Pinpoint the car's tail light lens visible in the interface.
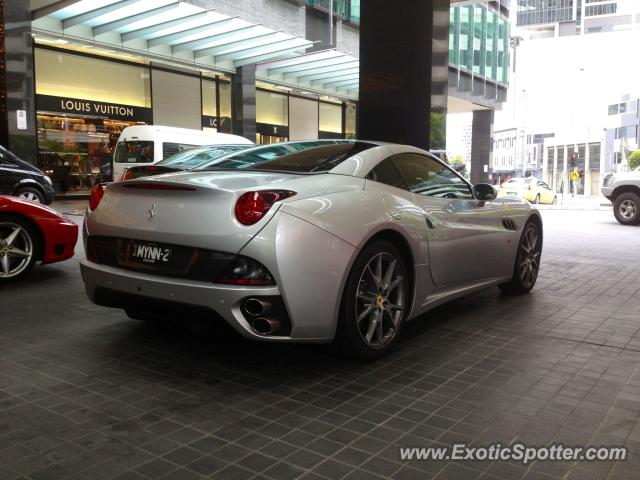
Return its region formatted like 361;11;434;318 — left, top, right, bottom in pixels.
216;256;275;285
89;184;108;211
119;168;129;181
235;190;296;226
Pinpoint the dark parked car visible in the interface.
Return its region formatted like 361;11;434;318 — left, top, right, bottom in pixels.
0;145;54;204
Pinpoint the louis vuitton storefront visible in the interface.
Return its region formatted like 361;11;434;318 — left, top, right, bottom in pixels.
35;46;152;193
33;44;356;194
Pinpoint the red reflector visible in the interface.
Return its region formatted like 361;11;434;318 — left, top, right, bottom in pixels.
122;183;196;191
89;184;108;211
235;190;296;226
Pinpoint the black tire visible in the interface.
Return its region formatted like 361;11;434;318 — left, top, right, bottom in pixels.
335;240;409;360
0;214;39;283
498;220;542;294
15;186;45;204
613;192;640;226
533;194;540;204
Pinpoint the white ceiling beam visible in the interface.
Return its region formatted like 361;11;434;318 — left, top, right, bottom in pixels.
173;25;263;53
193;31;281;58
93;2;181;36
63;0;140;29
215;38;309;62
148;16;239;48
121;9;213;42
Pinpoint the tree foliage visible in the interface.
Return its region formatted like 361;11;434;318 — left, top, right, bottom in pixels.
628;150;640;170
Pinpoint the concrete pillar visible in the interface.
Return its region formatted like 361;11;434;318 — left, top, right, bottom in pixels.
0;0;37;163
470;109;494;184
232;64;256;143
358;0;449;150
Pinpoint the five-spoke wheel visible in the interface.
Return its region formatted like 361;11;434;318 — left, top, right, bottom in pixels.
16;187;45;204
0;216;38;282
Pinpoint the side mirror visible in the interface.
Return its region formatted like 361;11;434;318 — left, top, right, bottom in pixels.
473;183;498;201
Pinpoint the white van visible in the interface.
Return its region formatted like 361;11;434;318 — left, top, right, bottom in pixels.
113;125;253;181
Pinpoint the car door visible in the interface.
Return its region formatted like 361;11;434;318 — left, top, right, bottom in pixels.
389;152;514;285
537;180;554;204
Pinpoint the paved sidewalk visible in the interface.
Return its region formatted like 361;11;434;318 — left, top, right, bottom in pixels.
1;209;639;480
51;199;88;216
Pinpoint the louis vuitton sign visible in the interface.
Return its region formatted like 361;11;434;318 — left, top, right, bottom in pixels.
36;94;153;122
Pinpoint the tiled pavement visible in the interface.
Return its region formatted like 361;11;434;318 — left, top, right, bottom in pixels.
1;210;640;480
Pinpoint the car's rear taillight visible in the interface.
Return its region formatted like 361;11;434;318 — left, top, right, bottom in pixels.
118;168;129;181
89;184;108;211
234;190;296;226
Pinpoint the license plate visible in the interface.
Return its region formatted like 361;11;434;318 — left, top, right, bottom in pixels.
507;191;517;196
129;241;172;265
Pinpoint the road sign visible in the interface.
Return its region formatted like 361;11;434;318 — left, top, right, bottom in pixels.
570;171;580;181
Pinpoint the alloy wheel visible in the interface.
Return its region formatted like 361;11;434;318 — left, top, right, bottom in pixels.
619;199;637;219
18;191;41;203
355;252;405;348
0;222;34;279
518;224;541;290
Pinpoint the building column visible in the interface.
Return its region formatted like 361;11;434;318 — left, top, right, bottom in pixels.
470;109;494;184
232;64;256;142
0;0;37;163
358;0;448;150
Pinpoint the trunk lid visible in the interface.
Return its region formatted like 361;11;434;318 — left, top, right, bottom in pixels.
86;171;363;254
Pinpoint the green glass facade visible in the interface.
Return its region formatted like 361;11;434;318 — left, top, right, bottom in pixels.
449;3;509;86
308;1;509;87
305;0;359;24
306;0;349;18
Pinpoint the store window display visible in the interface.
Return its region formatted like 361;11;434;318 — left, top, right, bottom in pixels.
37;115;143;192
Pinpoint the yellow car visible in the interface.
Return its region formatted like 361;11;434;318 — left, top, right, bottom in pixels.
499;177;557;205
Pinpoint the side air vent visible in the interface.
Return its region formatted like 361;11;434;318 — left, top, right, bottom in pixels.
502;218;518;231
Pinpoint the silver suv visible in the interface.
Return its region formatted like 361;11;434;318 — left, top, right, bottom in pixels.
602;166;640;225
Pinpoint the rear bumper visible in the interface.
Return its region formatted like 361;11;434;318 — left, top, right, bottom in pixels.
80;259;327;343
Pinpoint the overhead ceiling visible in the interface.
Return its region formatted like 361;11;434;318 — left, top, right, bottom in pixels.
30;1;494;101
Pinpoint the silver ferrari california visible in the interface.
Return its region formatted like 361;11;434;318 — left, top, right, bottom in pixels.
81;140;543;359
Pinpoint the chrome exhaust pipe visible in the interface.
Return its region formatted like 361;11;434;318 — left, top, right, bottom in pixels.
243;298;271;317
251;317;281;335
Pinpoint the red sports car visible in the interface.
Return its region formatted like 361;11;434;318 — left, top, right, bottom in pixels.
0;195;78;282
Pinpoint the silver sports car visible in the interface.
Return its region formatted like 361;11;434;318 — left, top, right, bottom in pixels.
81;140;543;359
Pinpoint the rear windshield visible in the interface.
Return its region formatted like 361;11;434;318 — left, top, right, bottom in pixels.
162;142;197;159
157;145;250;169
114;141;154;164
196;141;376;173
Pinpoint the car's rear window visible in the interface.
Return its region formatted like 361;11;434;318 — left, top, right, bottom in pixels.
157;145;250;169
114;141;154;164
196;141;376;173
